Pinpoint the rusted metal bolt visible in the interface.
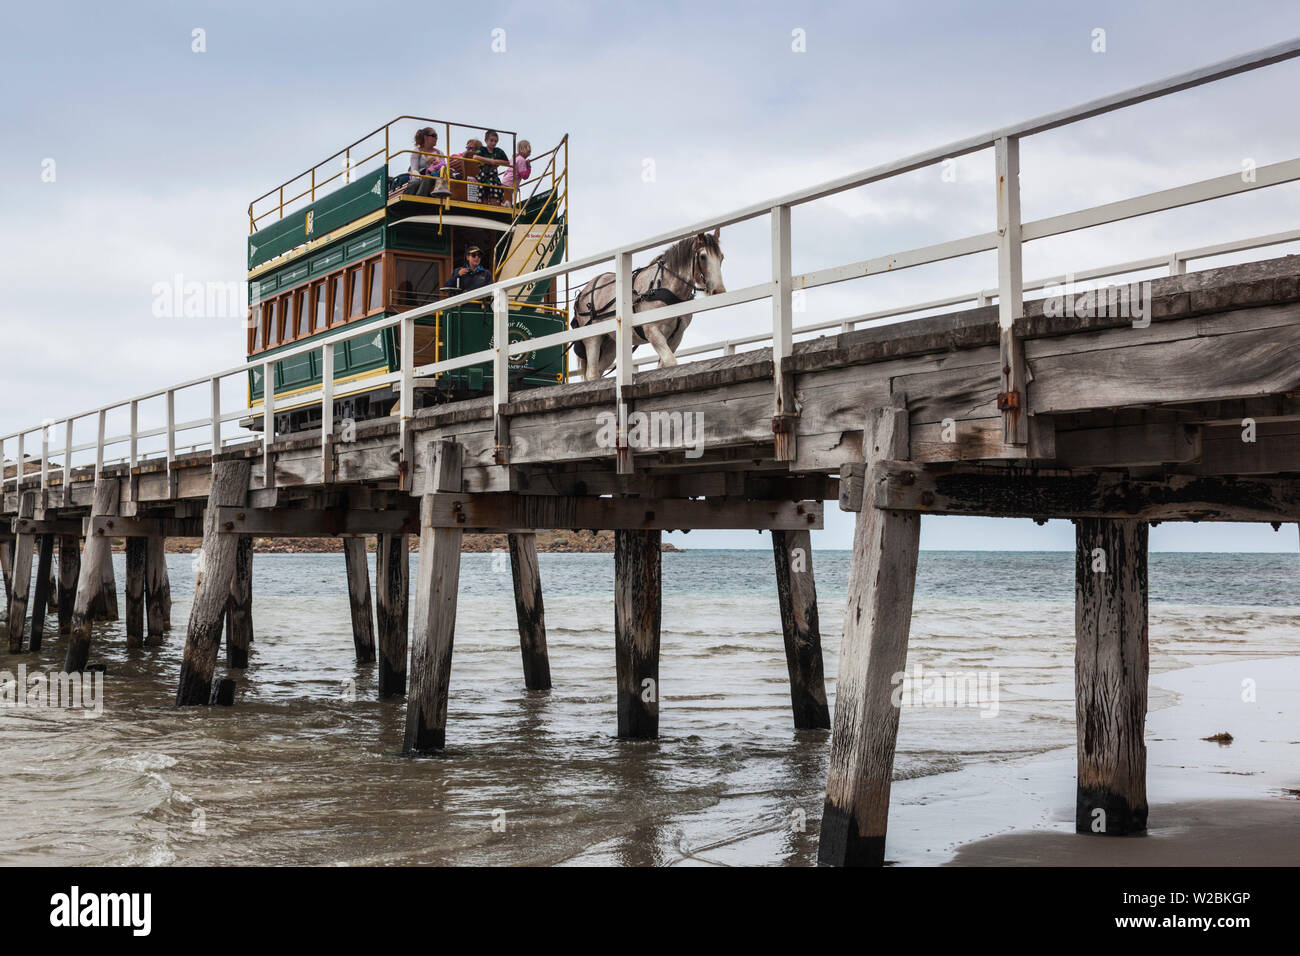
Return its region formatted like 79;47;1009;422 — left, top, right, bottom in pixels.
223;522;234;531
920;491;935;507
900;472;915;486
237;512;246;520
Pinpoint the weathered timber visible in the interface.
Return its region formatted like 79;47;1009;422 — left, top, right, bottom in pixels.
175;460;252;705
343;537;376;663
124;537;146;647
404;442;464;753
771;529;830;730
1075;518;1149;835
508;532;551;691
46;546;58;613
614;528;661;738
57;536;79;635
65;480;121;671
375;532;409;698
224;536;253;668
0;538;12;606
92;545;118;622
28;535;54;652
819;406;920;867
145;536;170;639
6;492;37;652
215;496;824;536
875;462;1300;522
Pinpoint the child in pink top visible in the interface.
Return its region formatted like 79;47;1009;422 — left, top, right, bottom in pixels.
500;140;533;190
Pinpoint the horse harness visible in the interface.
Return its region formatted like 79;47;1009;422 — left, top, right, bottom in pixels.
573;250;707;346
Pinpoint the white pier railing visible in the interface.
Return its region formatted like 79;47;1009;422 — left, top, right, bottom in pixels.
4;38;1300;494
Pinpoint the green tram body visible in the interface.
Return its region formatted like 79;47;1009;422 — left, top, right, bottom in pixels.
246;163;568;433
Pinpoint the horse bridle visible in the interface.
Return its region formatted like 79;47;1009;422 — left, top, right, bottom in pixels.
573;239;712;324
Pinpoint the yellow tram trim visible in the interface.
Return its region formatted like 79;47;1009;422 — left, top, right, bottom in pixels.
247;210;387;282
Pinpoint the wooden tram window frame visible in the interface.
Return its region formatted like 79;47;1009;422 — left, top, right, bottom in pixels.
385;249;447;313
346;265;364;319
311;280;326;333
294;289;309;338
249;252;388;355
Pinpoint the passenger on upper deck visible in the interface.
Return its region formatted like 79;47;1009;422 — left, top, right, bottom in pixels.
500;139;532;191
406;127;448;197
476;130;510;204
448;246;491;294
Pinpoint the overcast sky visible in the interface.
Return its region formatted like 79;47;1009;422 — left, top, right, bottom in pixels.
2;0;1299;551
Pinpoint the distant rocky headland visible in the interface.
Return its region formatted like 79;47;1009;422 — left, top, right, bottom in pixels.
108;530;681;554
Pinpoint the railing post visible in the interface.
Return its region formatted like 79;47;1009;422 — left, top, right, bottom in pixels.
95;410;106;481
40;424;49;493
995;135;1028;447
1168;253;1186;276
398;314;414;491
165;388;176;471
16;432;24;492
210;377;222;453
771;204;797;461
614;250;634;475
321;344;335;483
129;400;139;470
492;288;511;467
262;361;276;489
63;419;74;506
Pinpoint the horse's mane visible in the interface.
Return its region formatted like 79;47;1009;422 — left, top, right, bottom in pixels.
661;232;721;275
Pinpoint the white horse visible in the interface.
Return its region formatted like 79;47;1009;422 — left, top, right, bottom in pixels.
570;230;726;381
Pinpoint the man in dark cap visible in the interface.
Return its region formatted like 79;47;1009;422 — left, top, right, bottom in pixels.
449;246;491;294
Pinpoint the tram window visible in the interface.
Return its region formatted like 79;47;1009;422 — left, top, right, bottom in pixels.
348;267;364;318
295;291;309;338
265;300;278;346
279;294;293;341
312;282;326;332
393;256;440;309
330;275;344;325
367;261;382;312
250;305;262;351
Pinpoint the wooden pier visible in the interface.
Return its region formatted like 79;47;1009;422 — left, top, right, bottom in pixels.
4;42;1300;865
5;254;1299;863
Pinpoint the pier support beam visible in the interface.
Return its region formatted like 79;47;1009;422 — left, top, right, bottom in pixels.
404;442;464;753
508;532;551;691
224;536;253;667
46;548;59;613
819;406;920;867
1074;517;1149;836
145;536;170;638
614;528;661;738
65;480;121;672
57;536;79;635
29;535;55;652
343;537;376;663
124;537;146;647
0;538;12;605
375;532;409;698
175;460;251;705
6;492;37;652
771;529;831;730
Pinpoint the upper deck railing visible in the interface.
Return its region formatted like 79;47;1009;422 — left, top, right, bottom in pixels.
247;117;522;232
6;39;1300;497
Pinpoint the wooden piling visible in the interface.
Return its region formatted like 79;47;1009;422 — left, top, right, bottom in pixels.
224;536;253;668
28;535;55;652
124;537;146;647
0;538;12;605
90;545;119;622
57;536;79;635
818;406;920;867
175;460;250;705
46;546;59;613
404;442;463;753
6;492;37;652
614;528;661;738
771;529;830;730
145;535;171;637
508;532;551;691
64;480;121;672
1075;517;1149;836
375;532;409;698
343;537;376;663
